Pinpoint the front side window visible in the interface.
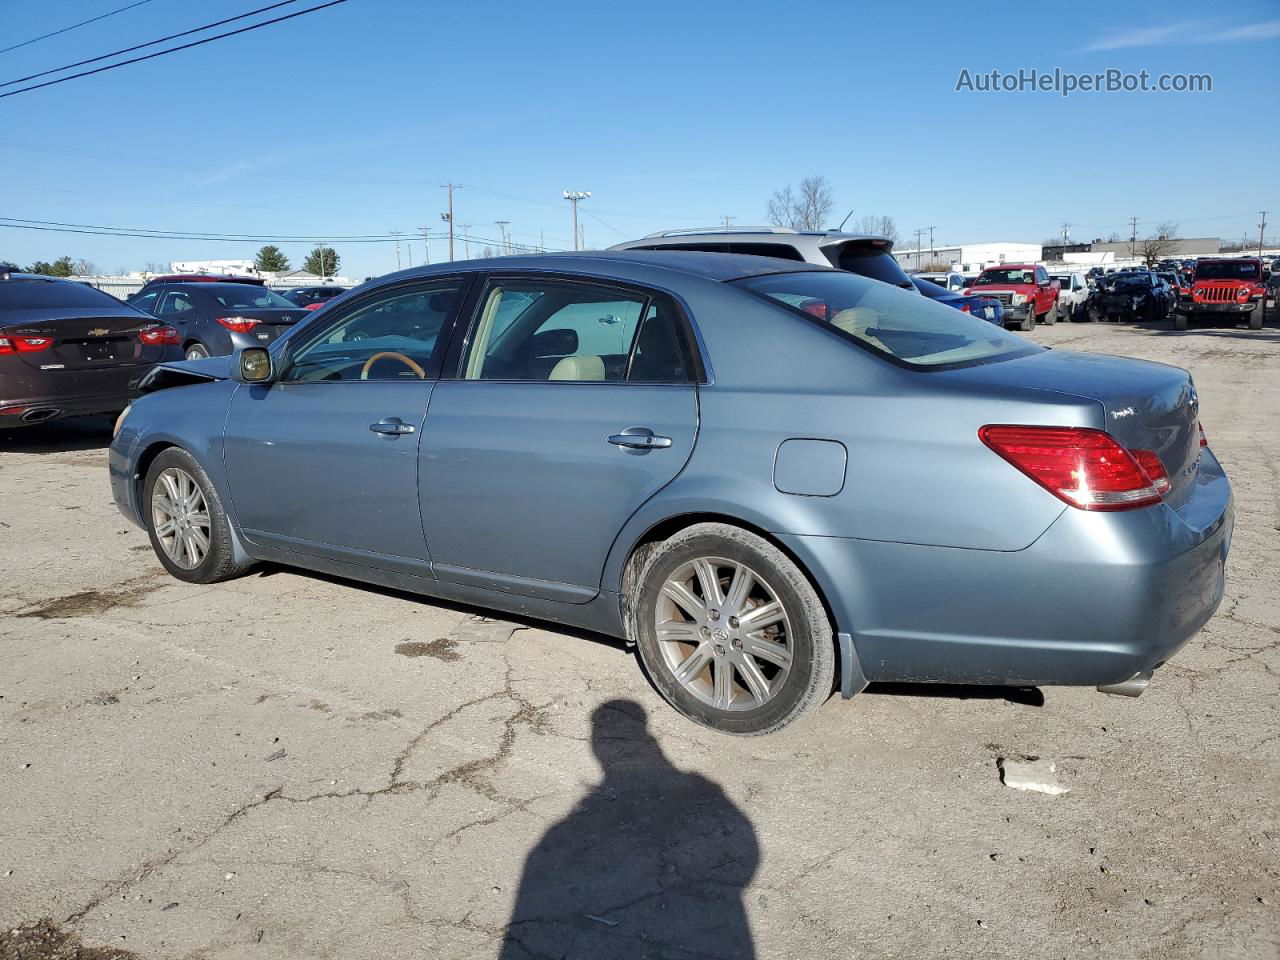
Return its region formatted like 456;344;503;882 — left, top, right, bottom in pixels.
735;270;1041;370
285;281;464;382
461;279;689;383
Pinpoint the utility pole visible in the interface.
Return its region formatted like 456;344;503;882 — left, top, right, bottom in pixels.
1259;211;1268;258
1129;216;1139;259
913;228;924;269
459;224;472;259
418;226;431;265
390;230;402;271
722;215;736;230
1060;221;1072;244
563;190;590;251
440;183;461;261
495;220;510;254
926;225;936;262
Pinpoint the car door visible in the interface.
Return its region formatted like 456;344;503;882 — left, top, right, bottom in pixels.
420;274;701;603
221;276;471;573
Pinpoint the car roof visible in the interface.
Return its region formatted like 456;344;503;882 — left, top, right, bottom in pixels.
373;250;834;286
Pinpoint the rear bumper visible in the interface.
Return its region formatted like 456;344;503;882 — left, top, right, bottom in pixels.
0;391;135;426
780;451;1233;687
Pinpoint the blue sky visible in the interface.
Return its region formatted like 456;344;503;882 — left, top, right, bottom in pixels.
2;0;1277;278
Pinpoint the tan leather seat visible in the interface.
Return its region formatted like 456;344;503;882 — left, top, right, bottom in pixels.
548;355;606;381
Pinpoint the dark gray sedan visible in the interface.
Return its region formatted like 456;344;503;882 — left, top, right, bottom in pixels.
130;282;309;360
109;252;1232;735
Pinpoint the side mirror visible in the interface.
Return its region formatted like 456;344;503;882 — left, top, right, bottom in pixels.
233;347;274;384
530;327;578;358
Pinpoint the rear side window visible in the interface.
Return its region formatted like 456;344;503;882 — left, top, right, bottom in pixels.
735;271;1041;370
0;280;121;310
461;279;691;383
722;243;805;261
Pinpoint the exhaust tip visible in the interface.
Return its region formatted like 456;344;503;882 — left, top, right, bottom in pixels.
1097;671;1152;698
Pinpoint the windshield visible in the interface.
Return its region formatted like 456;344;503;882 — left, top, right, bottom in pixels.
0;279;122;310
208;286;297;309
1197;260;1260;281
973;268;1034;286
734;271;1040;369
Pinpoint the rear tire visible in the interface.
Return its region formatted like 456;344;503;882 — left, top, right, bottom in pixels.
144;447;251;584
628;523;835;736
185;342;210;361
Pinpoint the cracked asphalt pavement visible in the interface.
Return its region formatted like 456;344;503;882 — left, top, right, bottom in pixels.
1;322;1277;959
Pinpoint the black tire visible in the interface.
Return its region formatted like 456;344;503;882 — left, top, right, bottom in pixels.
628;523;835;736
1249;309;1263;330
143;447;251;584
185;342;210;361
1175;312;1188;331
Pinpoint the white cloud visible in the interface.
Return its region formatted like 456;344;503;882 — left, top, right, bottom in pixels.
1084;17;1280;51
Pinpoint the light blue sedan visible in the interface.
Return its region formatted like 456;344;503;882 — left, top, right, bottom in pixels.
109;252;1232;735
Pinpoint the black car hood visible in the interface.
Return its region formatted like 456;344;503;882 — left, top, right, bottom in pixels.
137;354;233;393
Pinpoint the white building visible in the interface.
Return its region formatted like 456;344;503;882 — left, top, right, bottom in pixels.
894;241;1044;273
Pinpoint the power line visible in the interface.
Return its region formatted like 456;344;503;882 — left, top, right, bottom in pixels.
0;1;155;56
0;216;402;240
0;0;350;100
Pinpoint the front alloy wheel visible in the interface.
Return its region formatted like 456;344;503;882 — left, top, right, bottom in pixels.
151;467;211;569
143;447;250;584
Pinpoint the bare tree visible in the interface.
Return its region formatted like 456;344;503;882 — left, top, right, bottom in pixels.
72;258;97;276
767;176;835;231
851;214;899;242
1140;221;1180;267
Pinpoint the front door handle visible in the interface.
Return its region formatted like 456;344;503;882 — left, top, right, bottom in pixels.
607;428;672;450
369;417;416;437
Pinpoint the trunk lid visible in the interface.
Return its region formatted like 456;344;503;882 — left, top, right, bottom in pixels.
940;349;1202;507
2;313;167;371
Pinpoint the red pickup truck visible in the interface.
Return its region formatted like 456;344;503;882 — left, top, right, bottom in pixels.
1176;257;1268;330
965;264;1060;331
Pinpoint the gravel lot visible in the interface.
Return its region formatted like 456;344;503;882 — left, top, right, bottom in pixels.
2;320;1277;960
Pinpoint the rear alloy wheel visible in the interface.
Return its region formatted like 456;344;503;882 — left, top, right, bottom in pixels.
144;448;250;584
185;343;210;361
630;523;835;736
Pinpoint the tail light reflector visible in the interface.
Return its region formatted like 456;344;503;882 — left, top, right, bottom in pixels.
216;316;260;333
979;425;1166;511
138;325;181;345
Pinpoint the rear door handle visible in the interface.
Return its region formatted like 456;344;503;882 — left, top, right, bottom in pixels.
608;428;672;450
369;417;416;437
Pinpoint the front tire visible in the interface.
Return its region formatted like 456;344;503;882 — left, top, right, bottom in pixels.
1175;312;1189;331
1017;311;1034;332
144;448;250;584
629;523;835;736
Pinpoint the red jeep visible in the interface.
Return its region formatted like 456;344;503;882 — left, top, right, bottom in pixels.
966;264;1059;331
1176;257;1268;330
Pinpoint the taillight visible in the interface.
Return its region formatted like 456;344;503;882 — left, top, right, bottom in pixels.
305;302;324;310
1198;421;1207;448
216;316;260;333
0;333;54;353
138;325;181;345
979;425;1165;511
960;303;971;313
1130;449;1170;494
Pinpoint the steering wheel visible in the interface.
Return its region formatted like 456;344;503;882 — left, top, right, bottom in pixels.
360;351;426;380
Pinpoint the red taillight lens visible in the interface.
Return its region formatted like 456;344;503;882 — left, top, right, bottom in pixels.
1198;421;1207;448
979;425;1165;511
960;303;971;313
2;334;55;353
305;302;324;310
138;325;180;346
216;316;260;333
1130;449;1170;494
798;299;828;320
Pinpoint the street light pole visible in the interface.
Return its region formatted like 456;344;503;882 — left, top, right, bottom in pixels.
563;190;590;251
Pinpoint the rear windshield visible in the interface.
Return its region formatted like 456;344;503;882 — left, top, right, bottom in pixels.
0;279;122;311
207;287;297;309
973;268;1033;285
1114;275;1152;290
734;271;1040;370
1197;260;1260;280
823;242;913;287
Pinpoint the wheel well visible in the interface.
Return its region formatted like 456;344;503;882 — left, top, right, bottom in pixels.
618;512;839;641
133;441;179;506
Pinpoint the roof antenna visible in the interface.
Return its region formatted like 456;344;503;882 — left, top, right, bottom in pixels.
837;209;854;231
